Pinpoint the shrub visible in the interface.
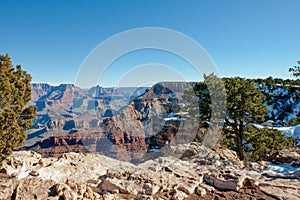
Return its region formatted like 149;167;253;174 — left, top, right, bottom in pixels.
244;127;293;161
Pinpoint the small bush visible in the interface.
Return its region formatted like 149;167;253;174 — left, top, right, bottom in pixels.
244;127;293;161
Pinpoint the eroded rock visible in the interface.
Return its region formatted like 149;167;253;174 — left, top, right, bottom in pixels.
0;174;18;200
15;177;56;200
0;146;299;200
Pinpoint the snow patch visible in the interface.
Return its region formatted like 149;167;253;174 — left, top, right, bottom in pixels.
263;163;300;175
252;124;300;145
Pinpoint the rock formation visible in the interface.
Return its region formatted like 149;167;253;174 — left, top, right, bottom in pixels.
25;82;200;163
1;144;300;200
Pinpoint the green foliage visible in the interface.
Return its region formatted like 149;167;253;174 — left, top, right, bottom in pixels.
253;76;300;122
182;74;225;147
223;77;268;160
184;74;298;161
0;54;36;167
244;127;293;161
182;84;204;122
184;76;270;160
182;73;226;124
253;76;300;88
204;73;226;125
289;117;300;126
289;60;300;77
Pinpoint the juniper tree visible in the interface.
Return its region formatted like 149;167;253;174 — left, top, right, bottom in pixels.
0;54;36;166
182;73;226;124
223;77;268;160
188;75;294;160
182;73;226;144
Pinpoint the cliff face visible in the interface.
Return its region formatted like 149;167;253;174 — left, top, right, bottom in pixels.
27;84;149;145
30;83;53;101
25;82;197;162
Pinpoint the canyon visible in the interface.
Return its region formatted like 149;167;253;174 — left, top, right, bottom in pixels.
24;82;197;162
23;82;300;162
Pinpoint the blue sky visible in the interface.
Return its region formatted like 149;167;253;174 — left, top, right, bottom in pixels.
1;0;300;87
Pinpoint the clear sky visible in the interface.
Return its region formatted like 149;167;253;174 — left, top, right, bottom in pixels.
1;0;300;87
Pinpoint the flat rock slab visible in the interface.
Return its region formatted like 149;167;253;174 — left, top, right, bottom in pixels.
15;177;56;200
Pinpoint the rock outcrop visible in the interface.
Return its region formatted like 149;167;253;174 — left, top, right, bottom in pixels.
1;145;300;200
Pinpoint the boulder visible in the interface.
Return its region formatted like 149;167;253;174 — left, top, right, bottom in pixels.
0;174;18;200
195;186;207;196
269;149;300;164
14;177;56;200
203;170;246;191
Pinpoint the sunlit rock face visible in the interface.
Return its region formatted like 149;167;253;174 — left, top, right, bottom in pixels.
25;82;198;162
1;146;300;199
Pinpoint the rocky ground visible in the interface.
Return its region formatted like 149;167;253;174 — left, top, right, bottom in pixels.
1;143;300;200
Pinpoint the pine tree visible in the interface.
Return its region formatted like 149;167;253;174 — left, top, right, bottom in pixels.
182;73;226;144
182;73;226;124
188;74;295;160
0;54;36;166
182;81;210;122
223;77;268;160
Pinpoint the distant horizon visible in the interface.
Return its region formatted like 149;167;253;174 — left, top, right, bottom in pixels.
31;74;299;89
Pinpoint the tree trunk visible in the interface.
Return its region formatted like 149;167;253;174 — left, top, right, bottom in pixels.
235;133;244;160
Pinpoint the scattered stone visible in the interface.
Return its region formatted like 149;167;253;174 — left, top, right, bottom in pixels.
62;190;77;200
65;179;77;191
195;186;207;196
173;190;189;200
134;195;154;200
29;170;39;176
142;183;152;195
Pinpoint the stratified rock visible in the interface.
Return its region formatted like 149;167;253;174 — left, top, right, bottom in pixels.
269;149;300;164
203;170;246;191
259;178;300;200
0;174;18;200
14;177;56;200
1;146;300;200
30;83;53;101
